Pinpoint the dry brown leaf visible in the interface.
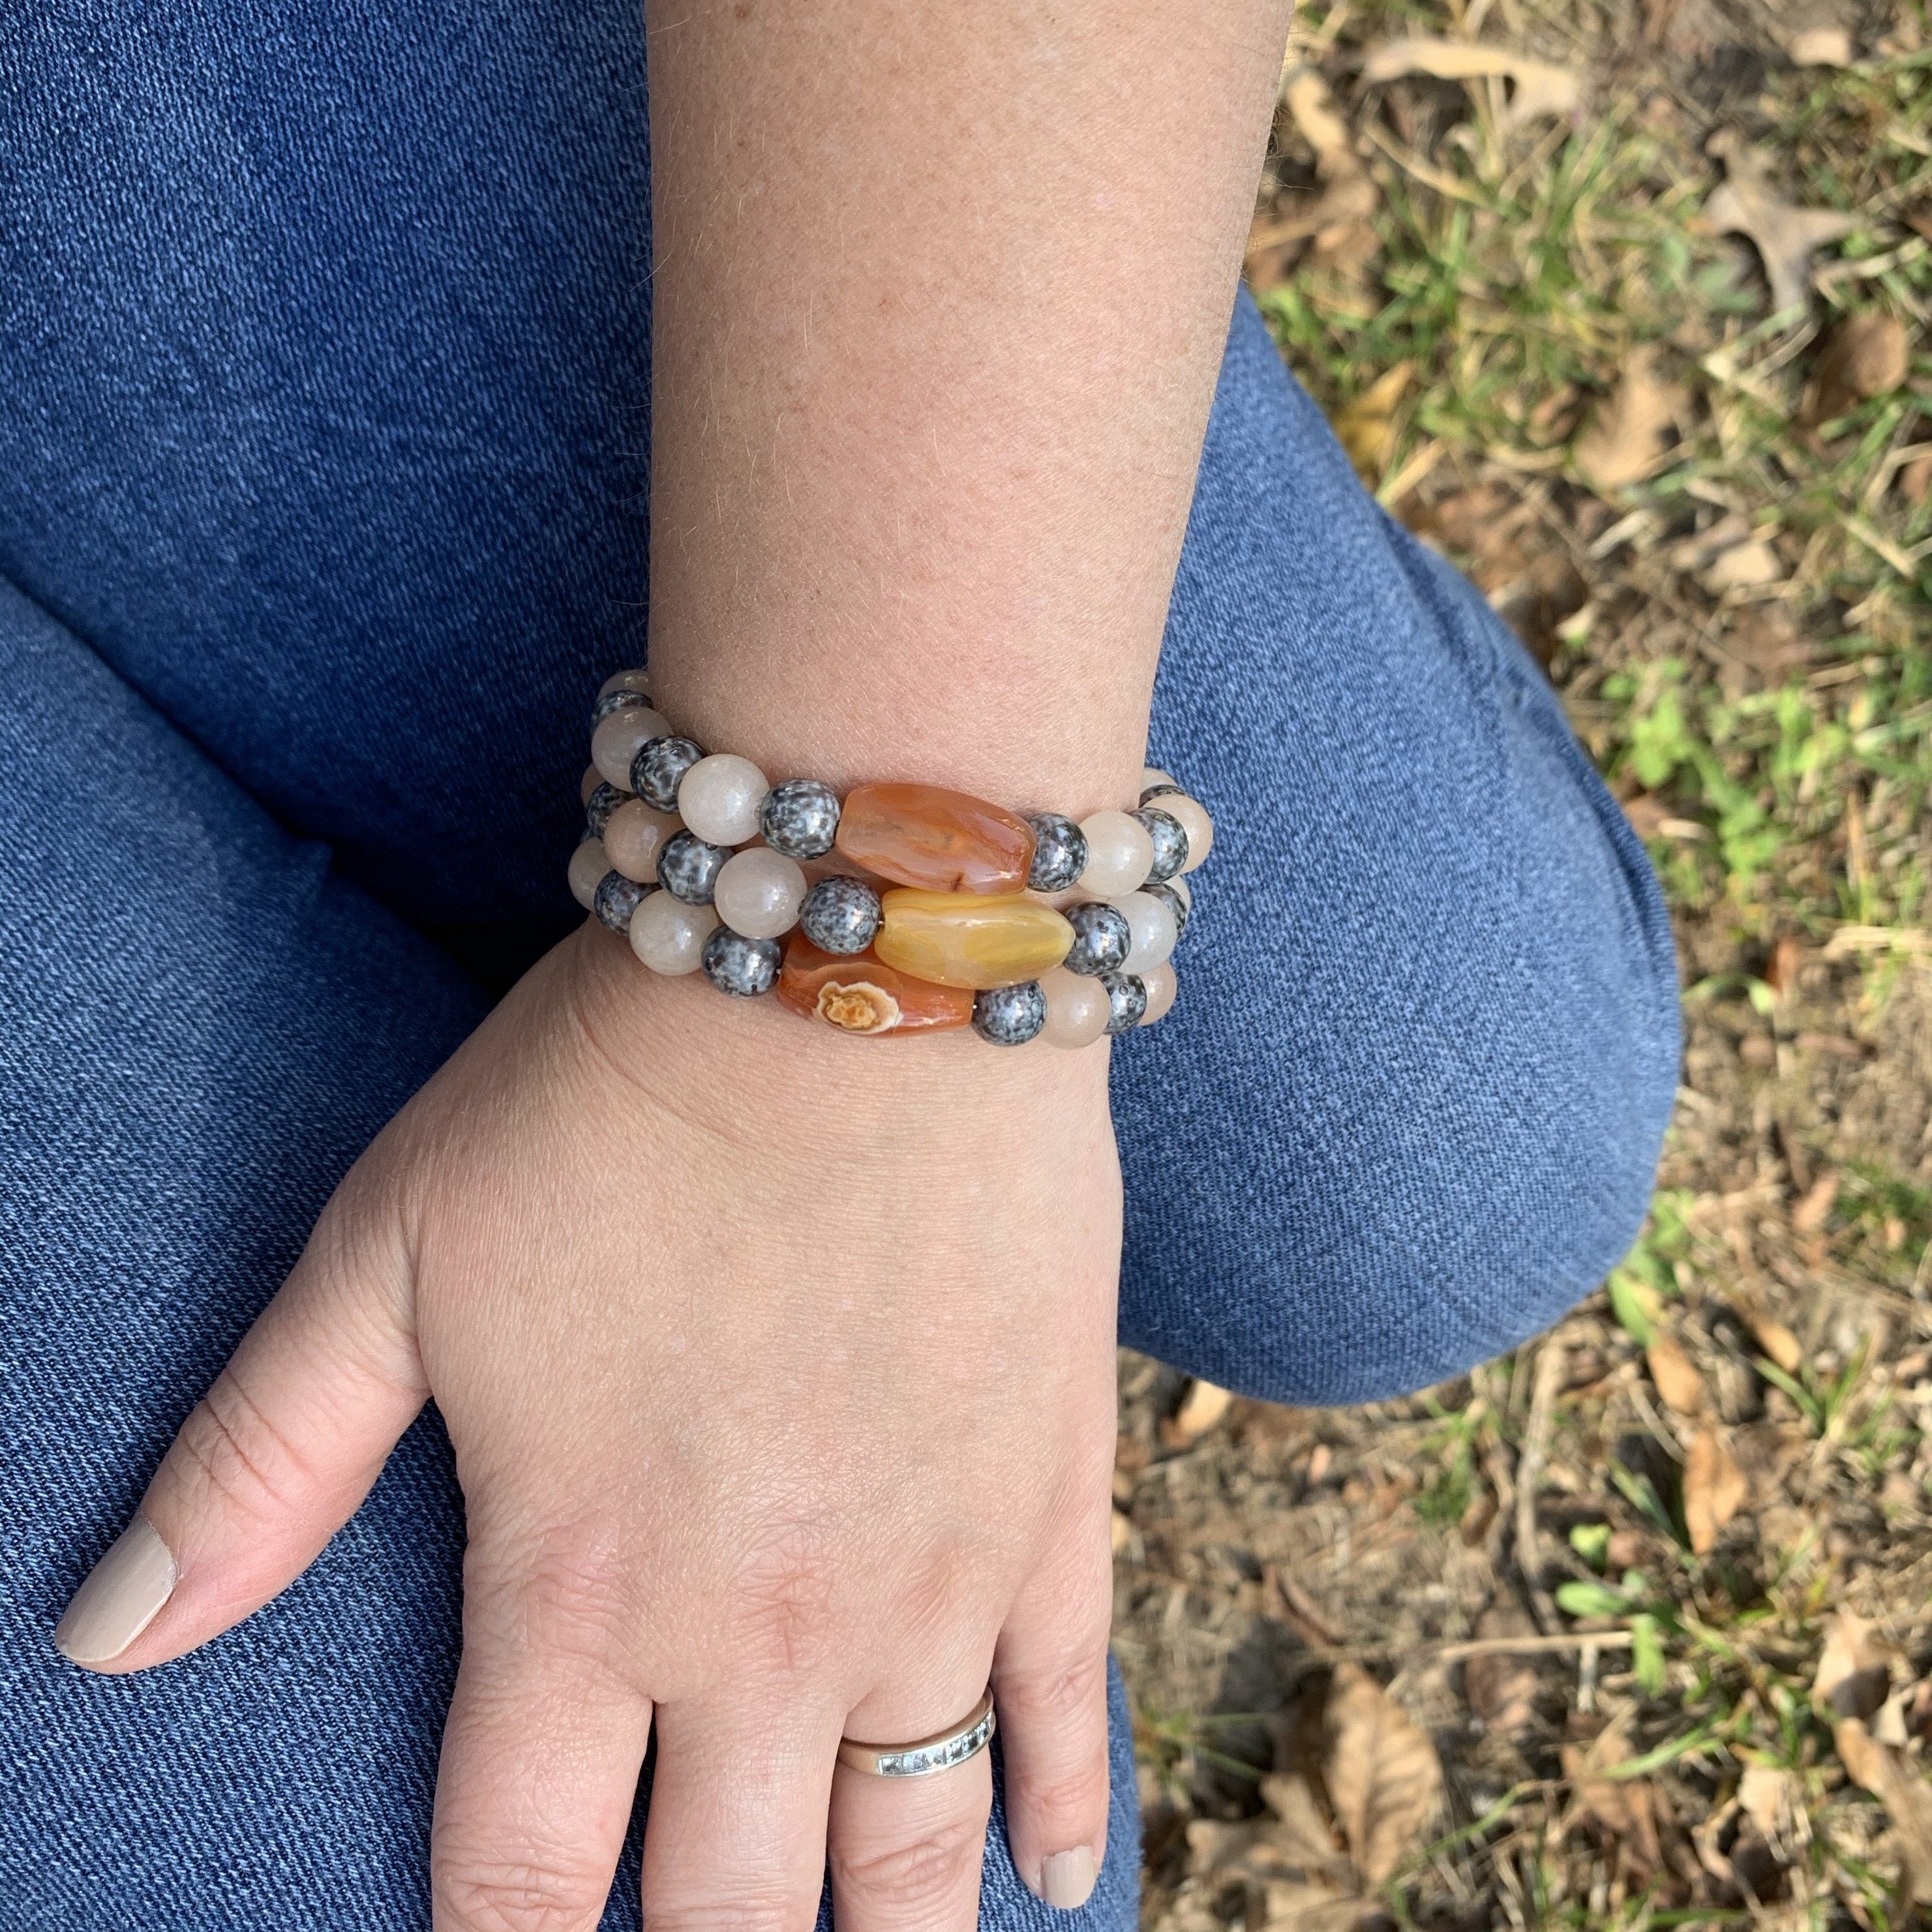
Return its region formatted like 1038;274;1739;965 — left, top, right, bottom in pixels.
1463;1605;1541;1734
1185;1818;1282;1879
1786;27;1855;67
1260;1772;1350;1873
1793;1170;1839;1234
1738;1762;1806;1854
1765;935;1802;999
1282;66;1351;161
1360;36;1582;132
1322;1663;1443;1888
1329;365;1413;482
1247;68;1380;294
1877;1681;1920;1747
1804;313;1911;424
1903;451;1932;507
1835;1717;1932;1906
1186;1809;1365;1932
1738;1300;1804;1374
1647;1335;1707;1415
1573;345;1682;492
1815;1612;1894;1719
1172;1379;1234;1441
1683;1428;1747;1554
1700;537;1784;594
1562;1719;1665;1876
1259;1880;1374;1932
1706;130;1858;316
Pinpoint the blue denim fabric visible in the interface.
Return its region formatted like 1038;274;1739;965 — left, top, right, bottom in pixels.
0;2;1680;1927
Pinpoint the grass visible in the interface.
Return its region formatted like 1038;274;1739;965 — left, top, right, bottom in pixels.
1116;2;1932;1927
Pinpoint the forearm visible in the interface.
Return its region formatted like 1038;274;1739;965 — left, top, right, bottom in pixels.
644;0;1291;811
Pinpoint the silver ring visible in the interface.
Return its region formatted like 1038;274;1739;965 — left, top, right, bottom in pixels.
837;1688;996;1778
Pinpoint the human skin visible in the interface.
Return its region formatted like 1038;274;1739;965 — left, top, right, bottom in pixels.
55;4;1293;1929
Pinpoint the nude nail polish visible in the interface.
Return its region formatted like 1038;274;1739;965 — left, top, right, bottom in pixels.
54;1516;178;1667
1040;1846;1096;1910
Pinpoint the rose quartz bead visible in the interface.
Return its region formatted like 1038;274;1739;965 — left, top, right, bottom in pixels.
1158;794;1214;871
676;754;769;847
1038;967;1112;1049
629;892;719;974
592;705;673;788
1140;961;1177;1024
599;668;652;698
580;764;603;806
713;848;808;939
1076;810;1156;897
1111;890;1178;974
568;838;609;911
603;799;682;884
1141;766;1175;793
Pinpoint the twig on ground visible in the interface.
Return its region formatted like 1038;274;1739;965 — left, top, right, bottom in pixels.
1516;1336;1565;1635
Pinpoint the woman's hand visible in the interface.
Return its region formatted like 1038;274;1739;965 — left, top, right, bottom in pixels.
59;925;1123;1931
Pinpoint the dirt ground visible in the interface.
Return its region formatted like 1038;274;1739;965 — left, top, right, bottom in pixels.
1113;1;1932;1926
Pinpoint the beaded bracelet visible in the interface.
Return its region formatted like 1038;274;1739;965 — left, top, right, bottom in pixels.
567;669;1214;1048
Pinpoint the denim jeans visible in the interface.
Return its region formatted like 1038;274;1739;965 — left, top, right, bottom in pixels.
0;3;1680;1926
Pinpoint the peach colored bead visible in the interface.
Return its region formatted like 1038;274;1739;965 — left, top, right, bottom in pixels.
592;704;673;788
835;783;1035;894
628;894;719;974
599;668;652;698
776;937;974;1035
568;838;609;911
1076;810;1156;897
1169;874;1192;916
580;764;603;806
1111;890;1178;974
713;849;808;939
677;754;769;847
1140;961;1177;1023
1158;794;1214;872
1038;967;1111;1049
875;890;1074;991
1140;766;1175;792
603;800;682;884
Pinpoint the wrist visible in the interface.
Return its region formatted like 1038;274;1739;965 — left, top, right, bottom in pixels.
571;665;1206;1046
646;620;1161;820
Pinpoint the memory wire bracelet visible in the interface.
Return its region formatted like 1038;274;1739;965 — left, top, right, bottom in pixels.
568;669;1214;1048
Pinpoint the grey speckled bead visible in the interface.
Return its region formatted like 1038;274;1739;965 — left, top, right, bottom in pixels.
1140;782;1186;809
585;781;629;838
594;871;652;935
1024;813;1088;893
799;875;882;954
973;980;1047;1046
591;687;648;729
702;925;782;997
631;734;705;813
1102;971;1148;1034
1132;806;1188;884
1143;881;1190;940
760;779;842;860
1062;901;1131;977
657;830;732;905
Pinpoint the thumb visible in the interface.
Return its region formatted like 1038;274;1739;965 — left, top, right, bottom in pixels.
55;1170;427;1672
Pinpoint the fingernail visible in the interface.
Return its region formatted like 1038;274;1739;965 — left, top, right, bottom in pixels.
1040;1847;1096;1910
55;1516;179;1667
